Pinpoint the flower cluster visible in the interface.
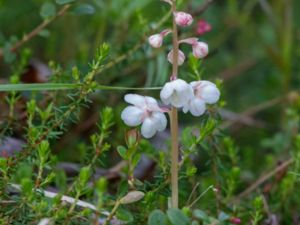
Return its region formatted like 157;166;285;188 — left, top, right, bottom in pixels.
121;2;220;138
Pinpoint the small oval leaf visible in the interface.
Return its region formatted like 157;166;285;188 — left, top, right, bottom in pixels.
167;208;190;225
120;191;145;204
148;210;167;225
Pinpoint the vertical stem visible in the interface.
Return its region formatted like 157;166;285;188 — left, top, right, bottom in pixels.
170;0;179;208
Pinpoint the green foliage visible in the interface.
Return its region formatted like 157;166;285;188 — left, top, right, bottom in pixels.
1;0;300;224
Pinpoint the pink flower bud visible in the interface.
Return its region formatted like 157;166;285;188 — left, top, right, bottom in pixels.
230;217;241;224
196;19;211;36
192;42;209;59
174;11;193;27
148;29;172;48
179;38;209;59
148;34;163;48
167;49;185;66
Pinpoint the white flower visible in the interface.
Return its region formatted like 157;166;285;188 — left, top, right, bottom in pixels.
121;94;167;138
183;80;220;116
148;34;163;48
160;79;193;108
179;38;209;59
167;49;185;66
174;11;193;27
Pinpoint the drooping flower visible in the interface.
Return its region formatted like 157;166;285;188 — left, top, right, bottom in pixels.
174;11;193;27
121;94;167;138
179;38;209;59
183;80;220;116
160;79;193;108
167;49;186;66
148;29;172;48
196;19;212;36
148;34;163;48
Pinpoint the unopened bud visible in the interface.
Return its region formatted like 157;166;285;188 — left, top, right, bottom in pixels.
230;217;241;224
125;129;140;148
192;42;209;59
196;19;212;36
174;11;193;27
179;38;209;59
148;34;163;48
167;49;185;66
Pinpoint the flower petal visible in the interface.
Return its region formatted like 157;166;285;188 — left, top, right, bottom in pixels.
160;82;173;105
152;112;167;131
124;94;145;107
189;98;206;116
141;118;157;138
121;106;144;126
200;82;220;104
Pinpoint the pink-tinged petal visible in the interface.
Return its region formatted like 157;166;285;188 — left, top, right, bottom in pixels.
189;98;206;116
144;96;158;105
160;29;172;37
141;118;157;138
148;34;163;48
174;11;193;27
160;79;193;108
124;94;145;107
192;42;209;59
152;112;167;132
167;49;185;66
179;38;198;45
121;106;144;126
145;96;161;111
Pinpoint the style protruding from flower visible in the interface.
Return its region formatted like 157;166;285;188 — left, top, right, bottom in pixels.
167;49;185;66
183;80;220;116
148;29;172;48
196;19;212;36
160;79;193;108
174;11;193;27
179;38;209;59
121;94;167;138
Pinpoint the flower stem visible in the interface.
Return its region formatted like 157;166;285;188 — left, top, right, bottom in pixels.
170;0;179;208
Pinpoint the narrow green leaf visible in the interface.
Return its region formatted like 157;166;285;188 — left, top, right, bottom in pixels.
56;0;75;5
0;83;161;92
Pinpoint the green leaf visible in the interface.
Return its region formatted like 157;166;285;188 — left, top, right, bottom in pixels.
38;29;50;37
193;209;208;220
55;0;75;5
73;4;95;15
117;146;128;160
3;43;16;63
116;208;134;223
40;2;56;19
167;208;190;225
148;210;167;225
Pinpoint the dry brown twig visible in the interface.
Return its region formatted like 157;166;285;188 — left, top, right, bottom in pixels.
230;157;294;204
